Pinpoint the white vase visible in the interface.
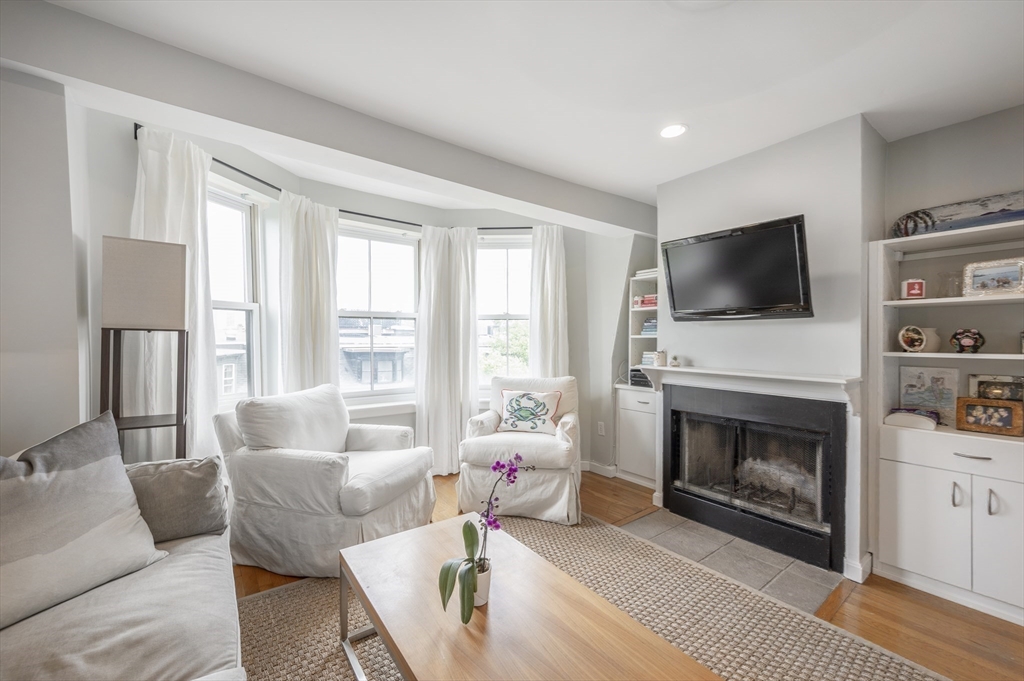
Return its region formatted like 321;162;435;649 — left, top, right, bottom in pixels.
474;562;491;606
921;328;941;353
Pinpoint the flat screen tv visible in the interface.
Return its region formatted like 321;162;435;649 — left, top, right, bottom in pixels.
661;215;812;321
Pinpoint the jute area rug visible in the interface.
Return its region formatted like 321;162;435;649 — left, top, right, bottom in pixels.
238;516;947;681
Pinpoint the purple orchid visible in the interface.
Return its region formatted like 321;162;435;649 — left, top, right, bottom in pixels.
475;453;536;566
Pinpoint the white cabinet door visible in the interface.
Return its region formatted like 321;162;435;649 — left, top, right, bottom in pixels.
879;459;972;590
972;476;1024;608
618;407;656;482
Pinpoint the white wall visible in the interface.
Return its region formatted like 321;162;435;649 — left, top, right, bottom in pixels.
0;69;81;456
885;105;1024;228
656;115;870;379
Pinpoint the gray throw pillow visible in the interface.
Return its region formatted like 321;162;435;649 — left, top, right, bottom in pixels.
125;455;229;543
0;412;166;629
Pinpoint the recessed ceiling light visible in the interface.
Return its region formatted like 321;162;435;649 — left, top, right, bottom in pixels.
660;124;688;138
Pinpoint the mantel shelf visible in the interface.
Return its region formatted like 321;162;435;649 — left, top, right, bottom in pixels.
882;352;1024;361
883;294;1024;308
635;365;860;385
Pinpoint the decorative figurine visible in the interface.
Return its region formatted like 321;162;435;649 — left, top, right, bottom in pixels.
899;326;941;353
950;328;986;353
669;355;681;368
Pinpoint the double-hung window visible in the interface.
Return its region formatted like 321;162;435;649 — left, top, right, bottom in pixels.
336;226;418;396
477;239;531;387
207;190;261;412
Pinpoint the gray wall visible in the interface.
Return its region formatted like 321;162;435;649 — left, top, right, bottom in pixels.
884;105;1024;227
0;69;81;456
656;115;873;379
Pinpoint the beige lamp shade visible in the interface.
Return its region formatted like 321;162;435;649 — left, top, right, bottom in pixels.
102;236;188;331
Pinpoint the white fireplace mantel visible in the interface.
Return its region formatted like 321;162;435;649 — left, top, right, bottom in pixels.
638;365;862;415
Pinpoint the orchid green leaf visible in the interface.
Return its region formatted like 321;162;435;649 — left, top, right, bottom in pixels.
457;561;476;624
439;558;465;611
462;520;479;561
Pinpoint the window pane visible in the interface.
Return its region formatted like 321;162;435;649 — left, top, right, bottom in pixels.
371;241;415;313
208;201;247;303
478;319;507;386
507;249;531;315
214;308;253;411
373;318;415;391
338;316;371;392
476;249;508;315
507;319;530;377
337;236;369;312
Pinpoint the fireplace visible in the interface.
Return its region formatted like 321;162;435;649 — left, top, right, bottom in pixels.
664;385;846;571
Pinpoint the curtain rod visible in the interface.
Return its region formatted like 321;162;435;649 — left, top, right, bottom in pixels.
133;123;532;231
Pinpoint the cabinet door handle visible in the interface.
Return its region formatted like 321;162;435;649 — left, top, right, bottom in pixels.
954;452;992;461
988;489;996;516
637;400;650;405
951;481;960;507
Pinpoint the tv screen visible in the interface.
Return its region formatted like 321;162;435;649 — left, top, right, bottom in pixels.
661;215;812;321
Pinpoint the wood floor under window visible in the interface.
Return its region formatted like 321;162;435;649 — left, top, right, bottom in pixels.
233;472;1023;681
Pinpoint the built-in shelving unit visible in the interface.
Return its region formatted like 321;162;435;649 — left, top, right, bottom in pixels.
868;218;1024;625
628;273;659;374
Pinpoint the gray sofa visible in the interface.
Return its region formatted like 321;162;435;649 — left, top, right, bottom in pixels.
0;456;245;681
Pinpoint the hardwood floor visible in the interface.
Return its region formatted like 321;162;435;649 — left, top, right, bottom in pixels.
233;472;1024;681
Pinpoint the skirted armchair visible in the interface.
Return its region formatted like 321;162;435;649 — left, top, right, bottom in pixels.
213;384;435;577
457;376;581;525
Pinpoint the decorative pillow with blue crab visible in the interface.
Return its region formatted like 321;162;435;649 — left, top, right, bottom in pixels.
497;390;562;435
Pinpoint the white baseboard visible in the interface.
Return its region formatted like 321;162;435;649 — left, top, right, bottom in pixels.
652;492;664;507
588;462;618;478
843;552;872;583
580;461;590;472
616;470;656;490
874;561;1024;626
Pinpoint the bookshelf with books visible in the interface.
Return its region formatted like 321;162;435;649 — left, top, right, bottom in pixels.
628;270;659;384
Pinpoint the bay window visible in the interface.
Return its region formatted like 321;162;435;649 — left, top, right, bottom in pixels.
477;240;531;387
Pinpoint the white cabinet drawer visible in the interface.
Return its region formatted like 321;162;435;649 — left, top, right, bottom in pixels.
880;425;1024;483
619;390;657;414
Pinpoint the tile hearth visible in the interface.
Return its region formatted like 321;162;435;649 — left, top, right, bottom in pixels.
622;509;843;613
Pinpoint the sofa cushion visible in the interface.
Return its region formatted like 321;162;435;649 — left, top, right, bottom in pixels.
0;412;166;629
126;456;229;543
459;432;575;470
490;376;577;422
341;446;434;516
497;390;561;434
0;533;240;681
235;383;350;452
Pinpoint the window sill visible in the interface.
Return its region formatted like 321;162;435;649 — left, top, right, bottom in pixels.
347;400;416;419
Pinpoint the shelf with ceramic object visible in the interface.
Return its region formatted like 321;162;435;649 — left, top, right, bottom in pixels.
883;293;1024;308
879;219;1024;258
882;352;1024;361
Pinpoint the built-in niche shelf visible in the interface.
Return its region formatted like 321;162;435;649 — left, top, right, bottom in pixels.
881;423;1024;446
882;293;1024;308
881;352;1024;361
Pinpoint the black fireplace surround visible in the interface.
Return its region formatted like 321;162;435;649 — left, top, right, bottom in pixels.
663;385;846;571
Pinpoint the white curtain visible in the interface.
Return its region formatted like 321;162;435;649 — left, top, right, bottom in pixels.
124;129;217;461
279;190;339;393
415;226;478;475
529;224;569;377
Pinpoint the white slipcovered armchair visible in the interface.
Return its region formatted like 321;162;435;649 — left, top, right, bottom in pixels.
457;376;581;525
213;384;435;578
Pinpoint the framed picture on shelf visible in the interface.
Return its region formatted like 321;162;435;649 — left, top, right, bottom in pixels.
962;258;1024;296
900;366;959;427
956;397;1024;437
968;375;1024;401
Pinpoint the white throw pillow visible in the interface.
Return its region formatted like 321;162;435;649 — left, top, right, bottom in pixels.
497;390;561;435
0;412;167;629
235;383;350;452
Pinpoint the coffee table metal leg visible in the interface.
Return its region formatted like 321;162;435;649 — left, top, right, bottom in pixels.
340;565;376;681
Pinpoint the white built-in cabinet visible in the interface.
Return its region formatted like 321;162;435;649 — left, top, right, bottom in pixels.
616;387;657;487
869;220;1024;624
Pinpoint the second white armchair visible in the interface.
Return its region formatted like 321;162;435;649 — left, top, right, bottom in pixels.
457;376;581;525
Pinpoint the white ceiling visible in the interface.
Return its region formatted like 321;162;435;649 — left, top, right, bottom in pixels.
51;1;1024;205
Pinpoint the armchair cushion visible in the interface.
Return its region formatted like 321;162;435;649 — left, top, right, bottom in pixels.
460;432;575;470
341;447;434;516
345;423;414;452
229;448;349;516
235;384;350;453
125;456;229;543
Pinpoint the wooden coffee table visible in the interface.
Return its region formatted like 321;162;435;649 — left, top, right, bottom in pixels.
340;514;721;681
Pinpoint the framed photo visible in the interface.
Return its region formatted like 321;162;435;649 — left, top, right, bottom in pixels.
956;397;1023;437
963;258;1024;296
900;366;959;427
968;374;1024;401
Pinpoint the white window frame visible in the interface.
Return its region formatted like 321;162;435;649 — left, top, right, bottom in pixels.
209;189;263;405
337;223;419;399
477;236;531;389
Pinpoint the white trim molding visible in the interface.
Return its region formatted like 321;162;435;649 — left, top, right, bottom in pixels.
588;461;618;478
844;552;873;584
